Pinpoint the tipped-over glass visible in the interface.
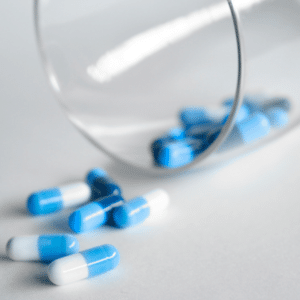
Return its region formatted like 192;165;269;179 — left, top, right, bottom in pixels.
34;0;300;174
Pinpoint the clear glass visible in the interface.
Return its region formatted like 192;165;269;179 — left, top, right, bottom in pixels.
34;0;300;174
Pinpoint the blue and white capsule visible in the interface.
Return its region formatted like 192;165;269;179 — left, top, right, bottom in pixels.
154;137;208;168
6;234;79;262
27;182;91;215
47;244;120;285
69;195;124;233
86;168;122;200
113;189;170;228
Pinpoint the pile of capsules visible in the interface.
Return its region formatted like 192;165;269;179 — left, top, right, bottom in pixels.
6;168;170;285
151;95;291;168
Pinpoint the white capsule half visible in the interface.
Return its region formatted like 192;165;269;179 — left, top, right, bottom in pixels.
60;182;91;208
48;253;89;285
143;189;170;215
6;235;40;261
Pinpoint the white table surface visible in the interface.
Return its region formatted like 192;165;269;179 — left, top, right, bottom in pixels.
2;1;300;299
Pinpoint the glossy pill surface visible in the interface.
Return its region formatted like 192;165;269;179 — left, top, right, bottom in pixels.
27;182;91;215
6;234;79;262
113;189;169;228
86;168;121;200
47;244;120;285
69;195;124;233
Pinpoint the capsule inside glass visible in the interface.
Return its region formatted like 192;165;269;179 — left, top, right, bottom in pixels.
34;0;300;174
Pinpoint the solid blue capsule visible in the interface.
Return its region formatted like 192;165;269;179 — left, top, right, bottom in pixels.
6;234;79;262
86;168;122;200
154;137;208;168
48;244;120;285
113;189;170;228
69;195;124;233
27;182;91;215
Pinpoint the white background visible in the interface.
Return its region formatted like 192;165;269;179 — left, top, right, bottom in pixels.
1;1;300;299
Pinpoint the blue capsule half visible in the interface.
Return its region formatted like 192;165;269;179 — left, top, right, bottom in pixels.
154;137;208;168
6;234;79;262
86;168;122;200
27;182;91;215
151;127;186;158
114;197;150;228
113;189;169;228
27;188;63;215
69;195;124;233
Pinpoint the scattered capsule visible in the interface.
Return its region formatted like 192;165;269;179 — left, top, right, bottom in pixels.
214;112;271;151
69;195;124;233
86;168;121;200
47;244;120;285
27;182;91;215
6;234;79;262
151;127;186;158
154;137;208;168
113;189;169;228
